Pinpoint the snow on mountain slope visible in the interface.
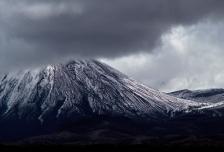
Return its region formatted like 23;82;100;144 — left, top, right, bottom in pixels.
0;60;205;125
169;89;224;103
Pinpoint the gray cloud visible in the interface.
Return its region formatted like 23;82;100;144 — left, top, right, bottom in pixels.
101;21;224;92
0;0;224;73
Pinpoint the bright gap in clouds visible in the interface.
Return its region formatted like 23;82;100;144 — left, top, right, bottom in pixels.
100;20;224;92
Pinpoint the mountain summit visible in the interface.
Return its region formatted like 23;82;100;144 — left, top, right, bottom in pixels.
0;60;218;144
0;60;201;122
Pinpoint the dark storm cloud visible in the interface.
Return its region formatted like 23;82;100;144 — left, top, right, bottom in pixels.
0;0;224;72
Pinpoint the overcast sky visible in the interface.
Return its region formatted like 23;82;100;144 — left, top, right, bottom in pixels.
1;0;224;92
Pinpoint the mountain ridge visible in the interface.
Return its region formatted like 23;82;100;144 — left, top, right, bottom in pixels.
169;88;224;103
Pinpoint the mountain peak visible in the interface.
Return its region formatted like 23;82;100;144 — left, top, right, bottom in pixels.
0;59;206;140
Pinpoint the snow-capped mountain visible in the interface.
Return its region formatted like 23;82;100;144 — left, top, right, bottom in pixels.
0;60;220;144
0;60;203;124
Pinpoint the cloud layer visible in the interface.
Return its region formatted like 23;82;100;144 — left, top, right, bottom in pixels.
101;21;224;92
1;0;224;72
1;0;224;91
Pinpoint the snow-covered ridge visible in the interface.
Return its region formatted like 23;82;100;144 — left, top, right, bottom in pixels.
0;60;208;124
169;88;224;103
